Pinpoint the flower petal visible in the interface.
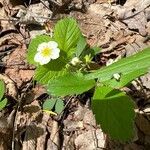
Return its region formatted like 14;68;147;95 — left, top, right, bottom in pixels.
37;42;48;52
39;57;51;65
34;52;51;65
34;52;42;63
47;41;58;49
35;41;60;65
51;48;60;59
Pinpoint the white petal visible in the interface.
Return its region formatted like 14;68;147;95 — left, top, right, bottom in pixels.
50;48;60;59
34;52;42;63
39;57;51;65
47;41;58;49
37;42;48;52
34;52;51;65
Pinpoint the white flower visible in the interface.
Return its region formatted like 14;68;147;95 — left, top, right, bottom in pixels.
34;41;60;65
70;57;81;66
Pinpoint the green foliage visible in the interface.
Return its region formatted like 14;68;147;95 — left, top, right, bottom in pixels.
27;17;150;142
0;80;7;110
43;98;57;110
27;18;83;84
102;68;147;88
0;80;5;100
75;35;87;57
54;18;81;57
47;73;95;96
86;47;150;82
75;35;101;60
55;98;64;114
91;46;101;55
34;58;67;84
27;35;52;65
0;98;7;110
43;98;64;114
80;46;101;62
92;86;135;142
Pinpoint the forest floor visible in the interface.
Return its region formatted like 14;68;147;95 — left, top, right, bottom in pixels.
0;0;150;149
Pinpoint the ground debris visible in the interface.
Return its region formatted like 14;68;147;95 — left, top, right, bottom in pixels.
116;0;150;36
75;129;106;150
62;102;106;150
0;0;150;149
0;74;17;99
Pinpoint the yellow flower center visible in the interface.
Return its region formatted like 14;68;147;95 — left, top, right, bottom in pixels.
41;47;52;57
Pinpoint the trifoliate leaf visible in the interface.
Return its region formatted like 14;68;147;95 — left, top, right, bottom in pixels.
54;18;81;57
55;98;64;114
0;80;5;101
92;86;135;142
0;98;7;110
47;73;95;96
27;35;52;65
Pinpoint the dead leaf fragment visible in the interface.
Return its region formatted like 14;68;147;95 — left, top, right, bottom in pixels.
136;112;150;135
0;74;17;99
19;70;34;82
75;129;106;150
117;0;150;36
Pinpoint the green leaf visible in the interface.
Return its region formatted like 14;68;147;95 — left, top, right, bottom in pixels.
43;98;64;114
0;80;5;101
55;98;64;114
54;18;81;57
43;98;57;110
80;46;101;60
0;98;7;110
91;46;101;55
34;58;67;84
92;86;135;142
47;73;95;96
27;35;52;65
76;35;87;57
86;47;150;82
102;68;147;88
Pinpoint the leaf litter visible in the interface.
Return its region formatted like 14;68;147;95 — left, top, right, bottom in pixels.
0;0;150;149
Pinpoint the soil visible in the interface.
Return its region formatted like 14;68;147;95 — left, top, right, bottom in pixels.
0;0;150;149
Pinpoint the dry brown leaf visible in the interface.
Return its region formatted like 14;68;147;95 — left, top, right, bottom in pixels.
140;73;150;90
75;129;106;150
136;112;150;136
0;74;17;99
117;0;150;36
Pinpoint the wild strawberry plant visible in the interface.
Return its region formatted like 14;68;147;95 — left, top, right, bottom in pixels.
27;17;150;142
